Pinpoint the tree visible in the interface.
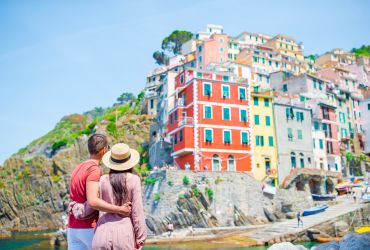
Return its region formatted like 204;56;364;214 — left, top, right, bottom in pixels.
359;154;369;177
345;152;354;176
153;51;169;65
161;30;193;55
117;92;134;105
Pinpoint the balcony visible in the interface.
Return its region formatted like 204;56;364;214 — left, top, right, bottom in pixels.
178;117;194;127
145;91;156;99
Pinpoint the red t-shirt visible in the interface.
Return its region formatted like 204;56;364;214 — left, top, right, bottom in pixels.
68;160;101;228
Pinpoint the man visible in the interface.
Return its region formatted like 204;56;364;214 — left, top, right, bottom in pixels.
68;134;131;250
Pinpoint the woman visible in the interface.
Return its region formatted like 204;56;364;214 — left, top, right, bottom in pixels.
92;143;147;250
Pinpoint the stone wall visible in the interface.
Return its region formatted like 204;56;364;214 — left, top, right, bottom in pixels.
143;170;314;235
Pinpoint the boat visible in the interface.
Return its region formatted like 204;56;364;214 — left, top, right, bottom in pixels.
355;226;370;234
361;193;370;203
312;193;336;201
316;237;342;243
335;181;351;195
302;205;329;216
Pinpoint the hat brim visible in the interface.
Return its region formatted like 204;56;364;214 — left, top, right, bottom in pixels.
102;148;140;171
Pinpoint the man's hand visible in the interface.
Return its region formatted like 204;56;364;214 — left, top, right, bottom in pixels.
118;202;132;216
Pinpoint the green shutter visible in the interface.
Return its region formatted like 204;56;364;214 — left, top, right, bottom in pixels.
298;129;303;140
254;115;260;125
224;131;231;143
241;109;247;121
260;136;264;146
204;84;211;96
319;139;324;149
205;129;212;142
222;85;229;98
266;116;271;126
242;132;248;144
253;97;259;105
268;136;274;146
255;136;260;146
239;88;246;100
205;106;212;119
223;108;230;120
264;98;269;107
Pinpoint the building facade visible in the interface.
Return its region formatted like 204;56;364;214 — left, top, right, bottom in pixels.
167;69;252;172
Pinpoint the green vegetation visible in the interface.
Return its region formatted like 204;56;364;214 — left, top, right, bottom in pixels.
51;139;68;152
144;177;157;185
116;92;134;105
51;175;61;183
182;176;190;185
215;176;224;184
0;181;5;189
191;185;200;198
154;192;161;201
205;187;214;201
351;45;370;57
178;194;186;200
153;30;193;65
167;180;173;187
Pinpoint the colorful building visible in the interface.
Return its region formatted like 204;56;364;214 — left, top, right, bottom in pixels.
167;68;252;172
250;89;278;181
264;34;304;62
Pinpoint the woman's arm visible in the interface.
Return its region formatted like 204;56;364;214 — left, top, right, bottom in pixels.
131;175;147;248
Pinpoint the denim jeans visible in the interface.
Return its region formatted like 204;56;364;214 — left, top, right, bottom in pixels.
67;228;94;250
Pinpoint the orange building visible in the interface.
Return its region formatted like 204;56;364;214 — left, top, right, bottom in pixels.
167;69;252;172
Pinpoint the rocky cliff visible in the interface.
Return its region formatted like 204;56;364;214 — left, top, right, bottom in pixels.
143;170;314;235
0;98;153;237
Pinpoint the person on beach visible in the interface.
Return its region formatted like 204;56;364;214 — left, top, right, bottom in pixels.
68;134;132;250
353;192;357;203
167;223;174;237
92;143;147;250
297;211;303;228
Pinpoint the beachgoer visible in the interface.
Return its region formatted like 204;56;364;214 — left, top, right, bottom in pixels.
185;162;190;171
68;134;132;250
297;211;303;228
353;192;357;203
92;143;147;250
188;225;194;236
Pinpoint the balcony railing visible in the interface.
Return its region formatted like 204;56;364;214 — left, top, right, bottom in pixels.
178;117;194;127
145;91;156;98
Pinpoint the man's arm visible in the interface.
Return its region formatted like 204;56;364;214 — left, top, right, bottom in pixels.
86;181;131;215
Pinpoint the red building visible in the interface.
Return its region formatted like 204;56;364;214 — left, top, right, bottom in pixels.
167;69;252;172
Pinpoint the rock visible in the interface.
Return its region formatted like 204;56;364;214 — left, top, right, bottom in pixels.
255;216;269;224
339;232;370;250
333;221;349;237
268;242;307;250
286;212;296;219
264;207;277;222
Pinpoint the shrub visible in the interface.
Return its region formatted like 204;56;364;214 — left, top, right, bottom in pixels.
0;181;5;189
52;139;68;152
178;194;186;200
154;192;161;201
51;175;61;183
182;176;189;185
144;177;157;185
167;181;173;187
192;186;200;198
106;122;117;136
215;176;224;184
205;187;214;200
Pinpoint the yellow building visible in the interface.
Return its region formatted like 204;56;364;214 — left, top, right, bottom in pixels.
264;34;304;62
251;85;278;183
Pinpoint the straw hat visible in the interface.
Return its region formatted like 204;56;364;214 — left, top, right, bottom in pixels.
102;143;140;171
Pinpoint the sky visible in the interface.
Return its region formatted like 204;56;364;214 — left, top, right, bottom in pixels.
0;0;369;164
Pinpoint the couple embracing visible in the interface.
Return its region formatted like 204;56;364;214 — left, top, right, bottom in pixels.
68;134;147;250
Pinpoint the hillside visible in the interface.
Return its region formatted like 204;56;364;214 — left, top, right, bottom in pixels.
0;92;153;237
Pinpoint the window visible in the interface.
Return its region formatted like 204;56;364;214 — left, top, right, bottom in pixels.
222;85;230;98
283;84;288;92
263;99;269;108
299;153;304;168
212;154;220;171
240;109;247;122
265;158;271;172
265;116;271;126
179;130;183;142
170;114;173;125
203;82;212;96
341;128;348;138
241;131;249;145
223;130;231;144
268;136;274;146
256;136;264;146
275;62;279;68
288;128;293;141
254;115;260;125
253;97;259;106
339;112;346;123
205;129;213;143
269;60;272;66
219;38;224;43
313;79;317;89
174;133;178;144
223;75;229;81
313;139;316;148
297;129;303;140
319;81;323;91
239;87;246;100
198;45;202;52
296;111;304;121
227;155;235;171
222;107;231;120
150;99;154;109
204;106;212;119
220;47;224;52
368;103;370;110
314;121;320;130
327;141;334;154
291;152;296;168
174;110;178;121
319;139;324;149
199;56;202;62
